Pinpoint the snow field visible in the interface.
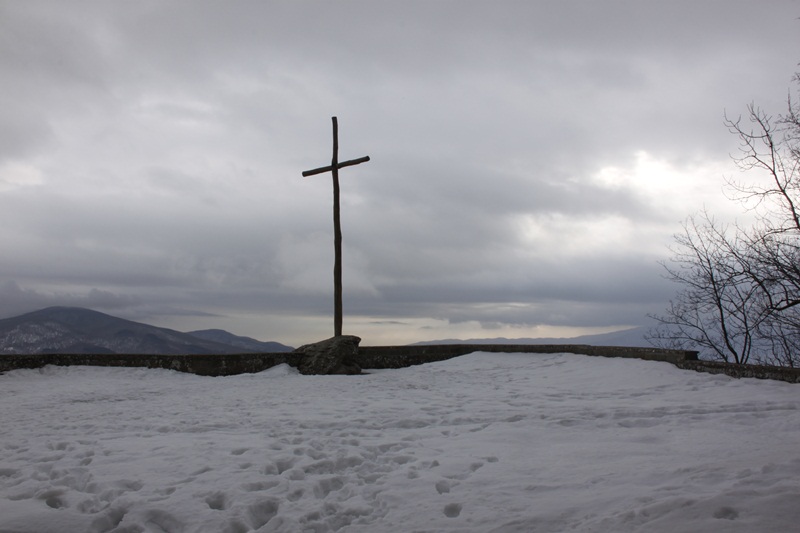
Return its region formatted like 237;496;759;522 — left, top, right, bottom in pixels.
0;352;799;532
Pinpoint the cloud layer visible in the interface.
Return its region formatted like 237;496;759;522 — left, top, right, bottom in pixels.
1;1;798;345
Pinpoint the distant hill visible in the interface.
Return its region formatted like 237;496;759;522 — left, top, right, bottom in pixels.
415;327;652;347
186;329;293;353
0;307;293;355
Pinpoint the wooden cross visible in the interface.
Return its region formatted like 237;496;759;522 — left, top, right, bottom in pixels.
302;116;370;337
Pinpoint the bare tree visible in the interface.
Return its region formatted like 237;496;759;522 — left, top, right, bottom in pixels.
649;73;800;366
649;212;762;364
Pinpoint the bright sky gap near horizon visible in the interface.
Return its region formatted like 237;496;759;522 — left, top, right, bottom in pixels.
1;2;798;347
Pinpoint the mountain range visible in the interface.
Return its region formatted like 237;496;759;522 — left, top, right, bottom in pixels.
0;307;293;355
0;306;653;355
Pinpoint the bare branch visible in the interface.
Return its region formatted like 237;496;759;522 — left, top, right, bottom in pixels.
654;72;800;366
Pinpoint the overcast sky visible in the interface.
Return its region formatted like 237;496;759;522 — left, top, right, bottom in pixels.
1;1;798;346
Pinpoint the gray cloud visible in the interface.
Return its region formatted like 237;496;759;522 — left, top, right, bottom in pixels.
1;1;797;345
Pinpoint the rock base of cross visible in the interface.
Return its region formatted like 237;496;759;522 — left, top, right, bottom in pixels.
293;335;362;375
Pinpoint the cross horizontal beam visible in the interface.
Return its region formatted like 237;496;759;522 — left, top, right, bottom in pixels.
301;155;371;177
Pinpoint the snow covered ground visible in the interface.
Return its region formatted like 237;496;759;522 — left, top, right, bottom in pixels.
1;353;799;533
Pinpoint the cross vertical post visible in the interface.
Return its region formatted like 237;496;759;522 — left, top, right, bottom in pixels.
302;117;370;337
331;117;342;337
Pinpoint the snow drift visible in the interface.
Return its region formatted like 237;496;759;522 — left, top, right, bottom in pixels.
1;353;798;532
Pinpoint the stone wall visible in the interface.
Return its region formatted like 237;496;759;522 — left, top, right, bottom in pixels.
3;344;799;383
674;359;800;383
0;352;299;376
357;344;698;368
0;344;695;376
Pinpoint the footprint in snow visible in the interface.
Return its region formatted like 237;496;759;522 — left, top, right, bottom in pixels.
444;502;463;518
